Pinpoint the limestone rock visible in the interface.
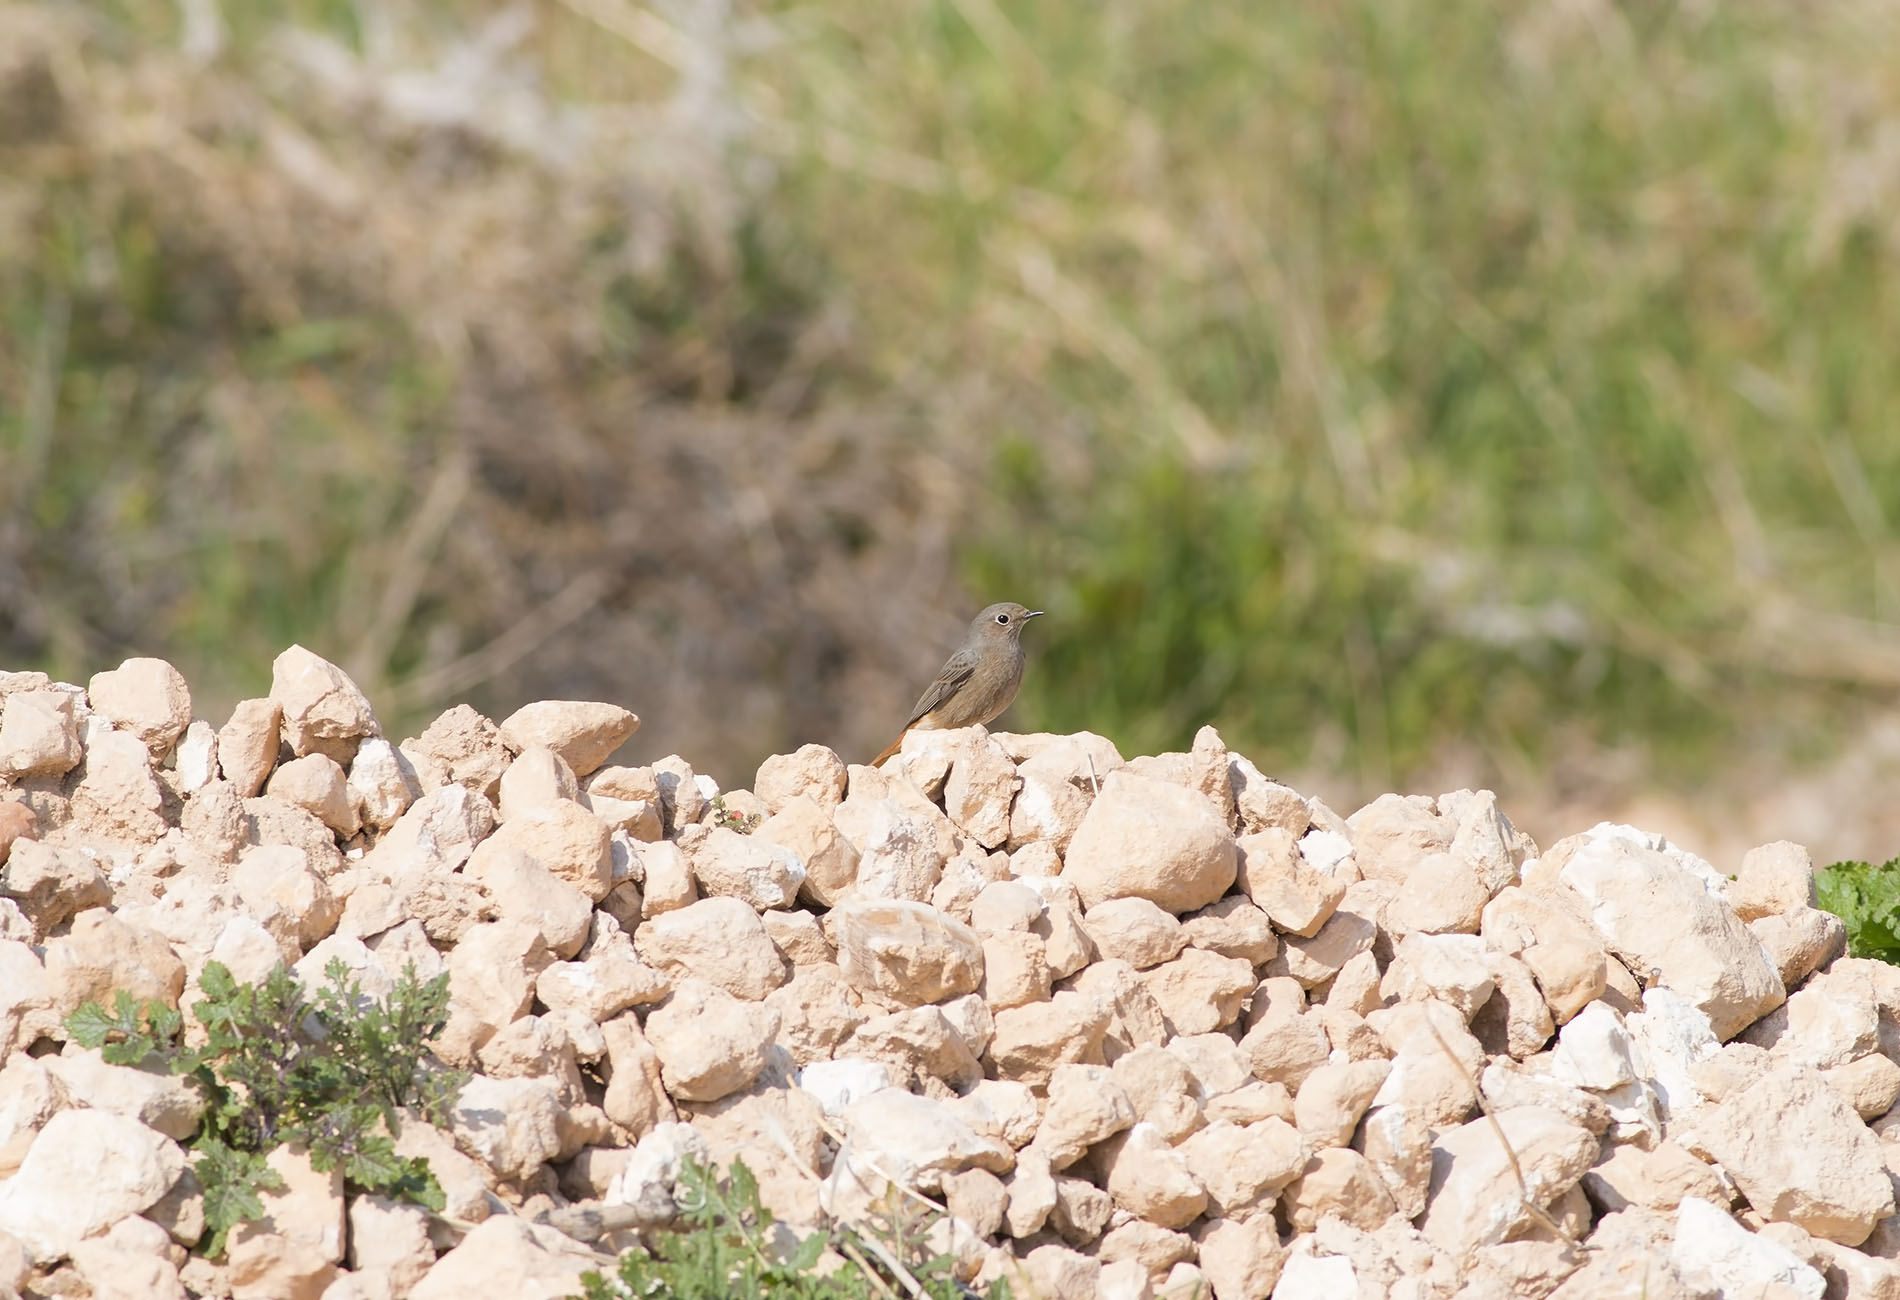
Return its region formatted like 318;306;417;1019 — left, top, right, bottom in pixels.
754;795;858;907
265;752;359;838
0;1109;184;1261
754;744;848;813
1560;834;1783;1040
833;898;983;1005
1082;896;1188;970
681;823;806;910
0;689;81;778
485;801;613;901
1140;947;1257;1037
403;704;511;799
1;838;108;937
497;700;639;777
633;895;788;1000
1064;770;1237;914
88;657;192;757
270;645;379;764
218;698;283;796
409;1216;588;1300
643;979;781;1102
1693;1063;1894;1245
988;990;1112;1082
1101;1123;1207;1229
1730;841;1817;922
1419;1106;1597;1255
71;728;168;844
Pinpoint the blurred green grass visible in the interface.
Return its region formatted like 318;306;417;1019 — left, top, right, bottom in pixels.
5;0;1900;795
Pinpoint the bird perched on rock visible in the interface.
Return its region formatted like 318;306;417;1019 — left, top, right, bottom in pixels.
871;602;1043;767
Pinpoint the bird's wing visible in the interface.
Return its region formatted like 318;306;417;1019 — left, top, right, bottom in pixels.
905;648;979;729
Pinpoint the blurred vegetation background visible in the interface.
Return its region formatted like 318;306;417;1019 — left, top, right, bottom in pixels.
6;0;1900;862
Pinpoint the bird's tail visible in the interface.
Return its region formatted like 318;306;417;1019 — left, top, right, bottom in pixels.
869;731;908;768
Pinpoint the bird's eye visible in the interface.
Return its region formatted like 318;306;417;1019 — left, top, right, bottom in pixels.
995;613;1010;624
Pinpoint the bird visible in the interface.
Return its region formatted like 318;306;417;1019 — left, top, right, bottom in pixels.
870;602;1044;767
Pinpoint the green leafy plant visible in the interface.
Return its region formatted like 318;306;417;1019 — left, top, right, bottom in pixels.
577;1155;1003;1300
1818;858;1900;964
710;795;763;835
67;958;464;1256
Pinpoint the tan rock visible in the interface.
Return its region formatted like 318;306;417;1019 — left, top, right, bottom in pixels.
1031;889;1096;978
1472;948;1557;1061
1366;999;1484;1128
1008;745;1095;856
450;1074;564;1181
1064;770;1237;913
761;908;830;966
438;920;552;1065
1582;1139;1730;1214
1482;885;1610;1024
652;754;707;835
979;931;1052;1010
1283;1145;1398;1232
644;979;781;1102
1014;1242;1102;1297
1229;753;1310;837
496;700;638;778
226;1226;337;1300
1694;1063;1895;1245
1824;1053;1900;1121
1419;1106;1601;1254
496;746;580;822
235;843;342;949
0;689;81;778
632;895;788;1000
1731;841;1817;922
1196;1215;1287;1300
1002;1148;1058;1237
848;1005;983;1093
43;1048;203;1141
1058;957;1165;1061
763;963;864;1066
1348;792;1452;882
1380;850;1494;937
218;698;283;796
0;1108;184;1260
1141;947;1257;1036
946;1079;1043;1150
680;823;805;910
0;800;36;870
403;704;510;799
1296;1059;1393;1148
89;657;192;757
835;1087;1013;1192
269;645;378;764
1110;1045;1204;1143
361;783;496;878
1;838;108;937
465;841;592;960
70;727;167;843
1181;894;1277;964
1752;909;1848;991
833;898;983;1005
934;730;1019;851
1382;932;1495;1019
1560;835;1784;1040
485;800;612;901
1083;896;1188;969
174;719;218;792
347;1194;435;1296
752;796;858;908
968;879;1043;934
409;1216;588;1300
1033;1063;1136;1168
44;908;185;1019
638;839;696;914
1240;1012;1331;1089
1101;1122;1207;1229
1266;905;1377;988
987;989;1112;1081
598;1012;676;1136
754;745;848;813
1177;1116;1304;1216
70;1215;188;1300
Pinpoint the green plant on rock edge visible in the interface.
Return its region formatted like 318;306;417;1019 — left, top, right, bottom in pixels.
1818;857;1900;965
576;1154;1007;1300
67;957;464;1257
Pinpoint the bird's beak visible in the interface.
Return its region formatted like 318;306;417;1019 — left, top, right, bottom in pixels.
1025;610;1045;619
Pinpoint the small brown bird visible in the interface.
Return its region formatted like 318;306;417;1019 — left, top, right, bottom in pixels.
871;602;1044;767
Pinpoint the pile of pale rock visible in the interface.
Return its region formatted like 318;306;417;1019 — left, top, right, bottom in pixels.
1;649;1897;1300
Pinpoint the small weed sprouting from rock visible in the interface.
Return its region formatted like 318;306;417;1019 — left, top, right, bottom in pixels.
67;959;465;1256
576;1155;1005;1300
710;795;763;835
